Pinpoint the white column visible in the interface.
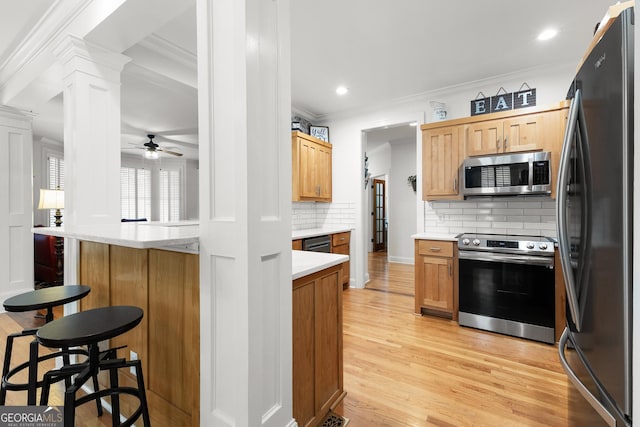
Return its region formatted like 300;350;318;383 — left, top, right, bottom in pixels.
196;0;293;426
52;35;130;227
0;106;34;303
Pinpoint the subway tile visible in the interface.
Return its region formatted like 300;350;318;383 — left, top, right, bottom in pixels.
507;201;541;209
507;215;540;223
434;208;464;215
430;201;450;209
491;222;523;229
463;221;491;228
476;201;508;209
505;229;543;236
525;222;557;230
541;216;556;223
492;208;524;216
449;201;478;209
478;227;506;235
527;208;556;216
477;215;507;222
449;227;469;235
463;208;492;215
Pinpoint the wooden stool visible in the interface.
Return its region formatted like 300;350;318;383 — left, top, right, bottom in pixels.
1;285;92;405
37;306;150;427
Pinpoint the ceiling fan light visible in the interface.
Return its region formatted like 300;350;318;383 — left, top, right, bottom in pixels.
144;150;159;160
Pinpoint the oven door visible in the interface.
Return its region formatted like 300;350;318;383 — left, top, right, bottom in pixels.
458;250;555;343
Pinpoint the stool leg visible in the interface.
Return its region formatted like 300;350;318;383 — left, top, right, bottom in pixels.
109;367;120;427
64;384;75;427
134;361;151;427
27;339;39;405
92;371;103;416
0;334;16;404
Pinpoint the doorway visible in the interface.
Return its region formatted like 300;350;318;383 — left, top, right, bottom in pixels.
372;178;387;252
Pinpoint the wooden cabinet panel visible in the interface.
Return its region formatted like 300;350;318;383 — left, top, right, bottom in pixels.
419;256;453;312
414;239;456;320
79;241;110;311
293;280;316;427
417;240;453;258
330;231;351;287
503;113;545;153
292;239;303;250
292;131;332;202
148;249;200;425
292;265;344;427
422;126;462;200
466;120;502;157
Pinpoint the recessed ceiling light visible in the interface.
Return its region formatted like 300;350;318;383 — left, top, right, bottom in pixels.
409;122;417;127
336;86;348;95
537;28;558;41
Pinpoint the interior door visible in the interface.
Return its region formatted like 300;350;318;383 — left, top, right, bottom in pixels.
372;179;387;252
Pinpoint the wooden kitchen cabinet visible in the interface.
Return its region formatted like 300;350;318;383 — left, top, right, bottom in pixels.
420;101;570;200
414;239;458;320
293;264;345;427
292;239;302;250
466;112;547;157
292;131;332;202
331;231;350;287
421;125;463;200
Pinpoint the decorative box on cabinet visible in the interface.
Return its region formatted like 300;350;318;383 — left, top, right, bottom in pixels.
292;131;332;202
293;264;345;427
414;239;458;320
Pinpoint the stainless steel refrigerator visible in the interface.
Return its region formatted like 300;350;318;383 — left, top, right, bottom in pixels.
556;7;633;427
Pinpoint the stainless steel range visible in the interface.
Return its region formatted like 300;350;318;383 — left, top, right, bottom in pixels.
457;233;556;344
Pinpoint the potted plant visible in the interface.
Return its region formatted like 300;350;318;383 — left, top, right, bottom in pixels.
407;175;417;192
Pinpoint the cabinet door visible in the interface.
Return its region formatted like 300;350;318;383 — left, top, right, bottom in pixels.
466;120;502;156
422;126;461;199
293;280;316;427
299;138;319;198
417;255;453;314
316;144;332;200
503;113;545;153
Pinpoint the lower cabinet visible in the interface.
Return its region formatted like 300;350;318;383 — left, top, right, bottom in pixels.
293;264;345;427
414;239;458;320
330;231;350;287
79;241;200;427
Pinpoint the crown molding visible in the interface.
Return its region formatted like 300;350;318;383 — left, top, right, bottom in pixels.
137;34;197;72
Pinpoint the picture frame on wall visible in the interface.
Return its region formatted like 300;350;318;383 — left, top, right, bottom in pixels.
310;125;330;142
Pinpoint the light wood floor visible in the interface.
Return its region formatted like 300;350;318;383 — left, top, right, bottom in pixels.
333;251;573;426
0;254;573;426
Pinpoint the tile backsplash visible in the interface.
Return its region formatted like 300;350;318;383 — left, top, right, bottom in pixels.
292;202;356;230
423;195;557;238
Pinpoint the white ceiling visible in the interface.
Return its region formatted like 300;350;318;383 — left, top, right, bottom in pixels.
0;0;618;159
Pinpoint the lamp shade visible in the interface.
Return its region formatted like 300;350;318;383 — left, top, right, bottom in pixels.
38;189;64;209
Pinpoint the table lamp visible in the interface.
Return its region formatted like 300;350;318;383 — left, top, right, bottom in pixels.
38;189;64;227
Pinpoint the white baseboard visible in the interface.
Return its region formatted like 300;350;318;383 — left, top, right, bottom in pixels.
388;256;414;264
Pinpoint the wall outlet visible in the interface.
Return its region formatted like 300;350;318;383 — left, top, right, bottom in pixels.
130;351;138;376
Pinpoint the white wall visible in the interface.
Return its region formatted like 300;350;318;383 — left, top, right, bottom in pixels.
389;139;417;263
323;62;576;288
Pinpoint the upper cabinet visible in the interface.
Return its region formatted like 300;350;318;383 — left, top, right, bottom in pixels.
292;131;332;202
422;126;463;200
420;102;569;201
466;113;546;156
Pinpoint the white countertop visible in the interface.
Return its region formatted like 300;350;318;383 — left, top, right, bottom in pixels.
292;227;353;240
411;232;460;242
33;223;200;252
292;250;349;280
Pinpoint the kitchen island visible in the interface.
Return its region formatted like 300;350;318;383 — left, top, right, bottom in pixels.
36;223;348;427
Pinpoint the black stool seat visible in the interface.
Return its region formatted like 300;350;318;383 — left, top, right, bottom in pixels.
1;285;92;406
4;285;90;322
37;306;150;427
37;306;142;348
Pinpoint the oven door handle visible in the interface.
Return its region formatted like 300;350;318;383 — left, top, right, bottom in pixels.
458;250;554;267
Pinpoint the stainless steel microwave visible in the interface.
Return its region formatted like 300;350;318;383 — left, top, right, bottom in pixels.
461;151;552;197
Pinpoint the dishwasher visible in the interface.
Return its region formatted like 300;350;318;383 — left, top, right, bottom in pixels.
302;235;331;253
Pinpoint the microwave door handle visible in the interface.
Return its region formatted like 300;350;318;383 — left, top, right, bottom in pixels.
558;328;617;426
528;158;534;191
557;89;582;330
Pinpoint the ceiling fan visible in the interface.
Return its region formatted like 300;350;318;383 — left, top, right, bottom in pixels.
138;134;183;159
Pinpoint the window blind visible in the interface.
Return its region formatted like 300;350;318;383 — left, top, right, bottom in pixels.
159;169;180;222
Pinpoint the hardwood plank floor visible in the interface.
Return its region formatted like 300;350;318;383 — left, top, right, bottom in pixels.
334;251;573;426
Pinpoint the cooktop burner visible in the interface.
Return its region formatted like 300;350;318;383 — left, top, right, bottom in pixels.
457;233;555;256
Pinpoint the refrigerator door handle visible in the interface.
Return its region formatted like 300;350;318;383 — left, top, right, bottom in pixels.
557;90;582;330
558;328;617;427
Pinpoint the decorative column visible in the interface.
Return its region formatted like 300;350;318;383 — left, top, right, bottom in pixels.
196;0;293;426
0;106;34;301
52;35;130;227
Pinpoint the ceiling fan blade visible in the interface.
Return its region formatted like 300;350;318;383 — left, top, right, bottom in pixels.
157;148;183;157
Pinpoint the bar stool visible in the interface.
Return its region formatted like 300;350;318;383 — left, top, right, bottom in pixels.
37;306;150;427
1;285;93;405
